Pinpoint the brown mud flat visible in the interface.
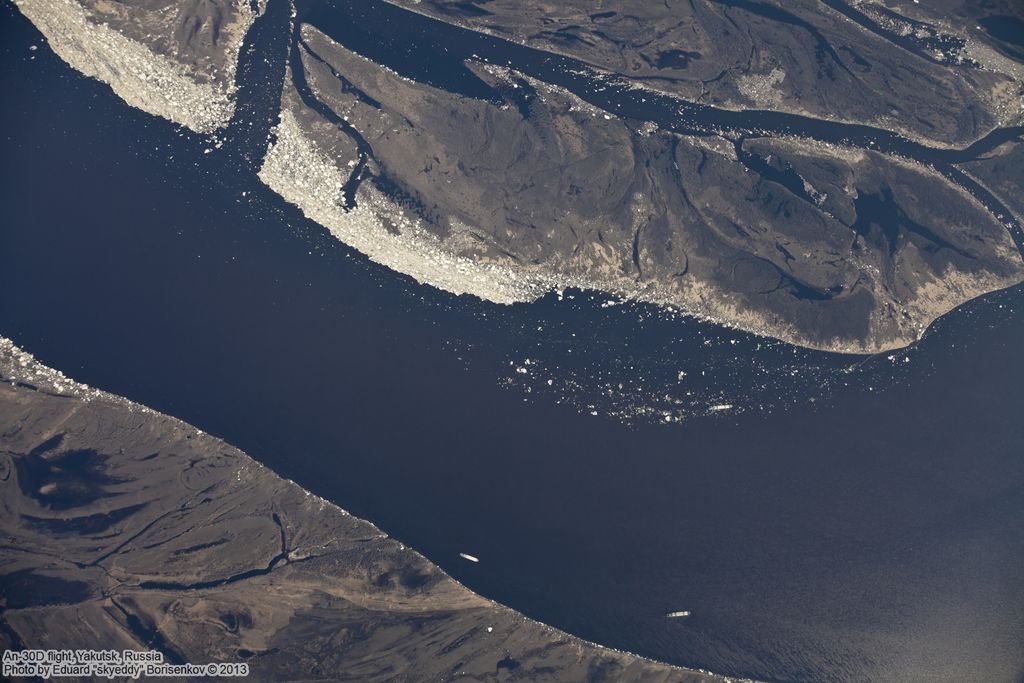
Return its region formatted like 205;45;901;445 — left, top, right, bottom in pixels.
11;0;1024;354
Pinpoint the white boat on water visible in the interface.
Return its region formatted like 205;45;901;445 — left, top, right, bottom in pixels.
459;552;479;563
665;611;691;618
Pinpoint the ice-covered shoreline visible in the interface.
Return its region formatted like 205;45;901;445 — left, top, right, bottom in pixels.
13;0;257;133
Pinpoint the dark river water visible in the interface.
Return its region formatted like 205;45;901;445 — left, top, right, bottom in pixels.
2;2;1024;681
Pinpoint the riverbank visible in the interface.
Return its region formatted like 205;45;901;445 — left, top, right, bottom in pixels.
0;337;736;682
